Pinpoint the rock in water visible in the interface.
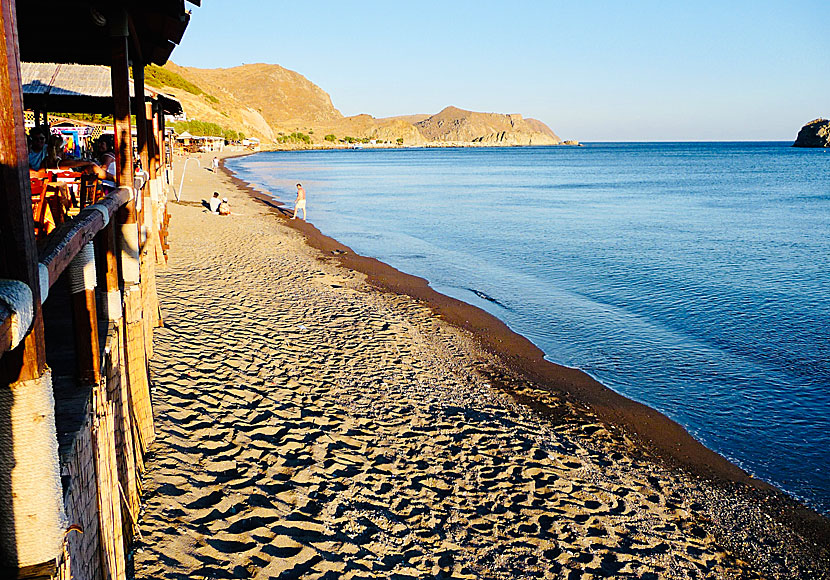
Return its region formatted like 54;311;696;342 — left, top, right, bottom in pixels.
793;118;830;147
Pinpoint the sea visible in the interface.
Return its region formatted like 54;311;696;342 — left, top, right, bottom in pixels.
226;143;830;514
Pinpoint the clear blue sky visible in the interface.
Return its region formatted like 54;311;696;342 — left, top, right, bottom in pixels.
171;0;828;141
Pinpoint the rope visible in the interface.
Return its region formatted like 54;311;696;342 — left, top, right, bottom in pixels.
87;203;110;227
120;224;140;284
39;262;50;303
67;242;97;295
0;370;67;567
106;290;123;321
0;280;34;350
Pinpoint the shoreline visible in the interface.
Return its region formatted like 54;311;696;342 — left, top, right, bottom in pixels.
218;150;830;528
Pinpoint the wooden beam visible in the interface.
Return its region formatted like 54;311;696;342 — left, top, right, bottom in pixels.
0;0;45;384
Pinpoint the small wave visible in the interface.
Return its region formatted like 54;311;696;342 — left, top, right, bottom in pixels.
468;288;509;310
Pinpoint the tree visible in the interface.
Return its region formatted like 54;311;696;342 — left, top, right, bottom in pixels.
396;138;404;145
324;134;337;142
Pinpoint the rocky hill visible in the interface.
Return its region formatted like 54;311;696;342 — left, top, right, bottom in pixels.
156;62;567;147
793;118;830;148
415;106;560;145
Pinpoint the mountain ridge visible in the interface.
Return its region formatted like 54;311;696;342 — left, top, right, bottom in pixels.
159;62;568;147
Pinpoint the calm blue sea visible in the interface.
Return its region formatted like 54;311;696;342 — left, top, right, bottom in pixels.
226;143;830;514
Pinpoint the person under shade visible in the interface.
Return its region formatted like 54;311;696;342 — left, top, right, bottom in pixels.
27;126;48;171
93;135;117;189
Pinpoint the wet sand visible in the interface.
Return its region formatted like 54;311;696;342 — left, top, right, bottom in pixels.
131;152;830;579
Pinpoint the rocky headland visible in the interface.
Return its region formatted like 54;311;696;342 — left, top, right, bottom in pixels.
413;106;560;146
153;62;571;148
793;118;830;147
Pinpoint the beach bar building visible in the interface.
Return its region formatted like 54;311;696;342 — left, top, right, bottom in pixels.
1;1;196;578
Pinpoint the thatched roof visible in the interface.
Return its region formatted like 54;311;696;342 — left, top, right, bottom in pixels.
22;62;183;115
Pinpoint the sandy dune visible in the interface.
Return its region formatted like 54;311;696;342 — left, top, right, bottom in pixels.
131;154;829;580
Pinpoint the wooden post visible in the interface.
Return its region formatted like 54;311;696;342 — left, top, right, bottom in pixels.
153;105;169;254
0;0;44;384
0;0;64;573
151;102;161;178
132;63;150;178
111;37;133;190
131;59;148;240
69;243;100;385
110;16;139;286
146;101;157;181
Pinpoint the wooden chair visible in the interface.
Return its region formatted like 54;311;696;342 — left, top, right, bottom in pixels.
30;176;51;239
79;173;98;208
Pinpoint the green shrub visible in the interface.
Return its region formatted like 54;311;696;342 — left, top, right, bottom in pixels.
324;134;337;142
144;65;204;96
172;119;241;142
143;65;221;105
275;132;312;145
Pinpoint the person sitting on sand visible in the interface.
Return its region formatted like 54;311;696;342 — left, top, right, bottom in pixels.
209;192;221;213
218;197;231;216
292;183;306;220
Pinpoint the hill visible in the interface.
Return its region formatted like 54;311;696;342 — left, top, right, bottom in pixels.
415;106;560;145
155;62;567;147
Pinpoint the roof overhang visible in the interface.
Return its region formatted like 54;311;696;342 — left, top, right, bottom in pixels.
16;1;194;66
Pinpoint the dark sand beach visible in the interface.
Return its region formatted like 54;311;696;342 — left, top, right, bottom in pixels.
131;152;830;579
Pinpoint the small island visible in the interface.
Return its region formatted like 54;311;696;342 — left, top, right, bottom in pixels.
793;118;830;147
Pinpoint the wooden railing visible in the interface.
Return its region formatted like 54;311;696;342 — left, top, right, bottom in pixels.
0;187;132;354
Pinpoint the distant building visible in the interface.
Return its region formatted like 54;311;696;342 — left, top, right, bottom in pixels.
241;137;261;150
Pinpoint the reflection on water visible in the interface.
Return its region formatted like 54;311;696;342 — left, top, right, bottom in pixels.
227;143;830;513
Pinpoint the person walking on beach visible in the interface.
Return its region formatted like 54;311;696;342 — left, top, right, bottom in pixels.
292;183;306;220
212;157;219;172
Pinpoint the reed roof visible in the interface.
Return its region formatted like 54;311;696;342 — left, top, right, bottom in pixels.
22;62;183;115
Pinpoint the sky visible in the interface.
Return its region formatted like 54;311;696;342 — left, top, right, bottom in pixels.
171;0;829;141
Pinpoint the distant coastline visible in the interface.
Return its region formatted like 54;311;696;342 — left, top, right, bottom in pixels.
258;140;584;152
